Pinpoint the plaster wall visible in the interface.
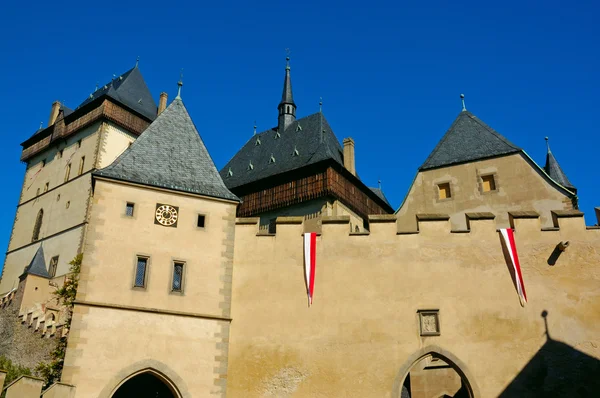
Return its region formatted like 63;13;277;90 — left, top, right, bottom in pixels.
97;122;136;168
227;214;600;397
0;227;83;295
396;153;574;231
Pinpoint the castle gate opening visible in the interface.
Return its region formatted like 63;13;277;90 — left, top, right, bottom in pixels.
111;370;179;398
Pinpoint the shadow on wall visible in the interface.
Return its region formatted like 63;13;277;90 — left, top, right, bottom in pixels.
498;311;600;398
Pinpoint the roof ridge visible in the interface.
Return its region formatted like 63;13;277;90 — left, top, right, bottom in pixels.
466;112;520;150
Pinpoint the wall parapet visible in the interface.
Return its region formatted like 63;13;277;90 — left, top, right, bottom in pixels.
0;373;76;398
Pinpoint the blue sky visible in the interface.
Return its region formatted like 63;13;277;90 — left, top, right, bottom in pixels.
0;0;598;266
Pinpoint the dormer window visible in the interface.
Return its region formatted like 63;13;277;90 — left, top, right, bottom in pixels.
247;161;254;171
255;137;261;146
275;131;281;139
269;154;276;164
293;147;299;157
227;168;233;177
296;124;302;132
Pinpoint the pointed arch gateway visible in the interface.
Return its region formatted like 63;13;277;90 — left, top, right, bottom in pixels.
392;345;481;398
99;359;190;398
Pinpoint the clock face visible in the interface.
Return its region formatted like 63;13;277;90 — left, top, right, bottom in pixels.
155;204;178;227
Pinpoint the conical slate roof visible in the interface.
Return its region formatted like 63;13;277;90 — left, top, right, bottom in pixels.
95;98;239;202
279;61;295;107
544;144;576;192
420;111;521;171
23;246;49;278
77;66;157;121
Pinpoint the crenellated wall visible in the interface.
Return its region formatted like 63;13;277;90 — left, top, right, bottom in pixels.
227;211;600;397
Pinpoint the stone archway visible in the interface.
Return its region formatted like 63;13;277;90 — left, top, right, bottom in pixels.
99;359;190;398
112;370;178;398
392;345;481;398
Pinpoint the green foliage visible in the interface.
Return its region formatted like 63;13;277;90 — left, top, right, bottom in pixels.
35;253;81;388
0;355;32;398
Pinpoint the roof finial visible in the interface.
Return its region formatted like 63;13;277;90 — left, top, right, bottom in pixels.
378;179;382;190
136;56;140;68
319;97;323;113
253;121;257;136
460;93;466;111
545;136;551;153
285;48;291;70
176;69;183;99
95;81;99;91
39;121;43;130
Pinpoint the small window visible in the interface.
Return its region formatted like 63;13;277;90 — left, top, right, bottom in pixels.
41;159;46;168
36;188;40;196
76;139;82;149
64;163;71;182
197;215;205;228
65;201;70;209
49;256;59;278
134;257;148;288
438;182;451;200
78;156;85;175
57;149;63;159
481;174;496;192
44;182;49;192
126;202;135;217
172;262;184;292
32;209;43;242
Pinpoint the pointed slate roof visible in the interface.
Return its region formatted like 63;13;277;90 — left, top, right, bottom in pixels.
94;98;239;202
420;110;521;170
544;142;576;192
220;112;344;190
23;246;49;278
369;187;391;207
77;66;157;121
279;60;295;107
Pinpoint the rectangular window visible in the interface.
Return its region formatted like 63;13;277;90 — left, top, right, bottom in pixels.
76;139;82;149
44;182;49;192
482;174;496;192
197;214;205;228
49;256;59;278
64;163;71;182
41;159;46;168
438;182;451;199
126;202;135;217
172;262;184;292
57;149;63;159
78;156;85;175
134;257;148;288
36;188;40;196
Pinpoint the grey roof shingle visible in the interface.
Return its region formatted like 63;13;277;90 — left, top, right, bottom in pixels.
94;98;239;202
544;149;576;192
23;245;49;278
220;113;344;189
77;66;157;121
420;110;521;171
369;187;391;207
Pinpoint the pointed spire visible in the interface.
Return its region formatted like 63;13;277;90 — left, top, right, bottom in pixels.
176;69;183;100
136;56;140;68
544;137;576;192
460;94;466;111
22;245;49;278
319;97;323;113
253;121;257;136
278;54;296;132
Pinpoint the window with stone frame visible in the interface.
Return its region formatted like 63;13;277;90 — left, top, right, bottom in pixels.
134;256;148;288
49;256;59;278
438;182;451;200
172;262;184;292
126;202;135;217
481;174;497;192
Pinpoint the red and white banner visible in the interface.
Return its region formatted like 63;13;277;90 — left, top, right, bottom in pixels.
499;228;527;306
304;233;317;306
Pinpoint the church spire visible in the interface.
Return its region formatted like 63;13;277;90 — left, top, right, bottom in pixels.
544;137;577;193
278;56;296;132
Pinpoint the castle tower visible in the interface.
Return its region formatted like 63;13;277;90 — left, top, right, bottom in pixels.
0;65;157;296
61;93;239;397
544;137;577;194
277;57;296;132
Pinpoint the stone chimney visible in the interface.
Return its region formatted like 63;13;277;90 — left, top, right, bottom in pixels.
343;137;356;176
158;92;168;115
48;101;61;126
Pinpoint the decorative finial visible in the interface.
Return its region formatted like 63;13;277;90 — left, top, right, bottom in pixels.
136;56;140;68
460;93;466;111
285;48;291;70
176;69;184;99
95;82;99;91
113;73;116;80
39;121;43;129
253;121;257;136
319;97;323;113
545;136;551;153
378;179;382;190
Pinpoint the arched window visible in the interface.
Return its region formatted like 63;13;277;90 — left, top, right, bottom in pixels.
287;106;290;113
32;209;43;242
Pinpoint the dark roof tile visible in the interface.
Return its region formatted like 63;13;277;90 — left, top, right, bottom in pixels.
23;245;49;278
94;98;238;202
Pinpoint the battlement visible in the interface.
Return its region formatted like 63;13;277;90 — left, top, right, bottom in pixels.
0;374;75;398
235;210;600;240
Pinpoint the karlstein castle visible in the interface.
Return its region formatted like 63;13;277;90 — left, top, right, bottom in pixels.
0;58;598;398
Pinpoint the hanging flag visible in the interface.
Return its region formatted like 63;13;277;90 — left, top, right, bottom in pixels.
499;228;527;306
303;233;317;306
